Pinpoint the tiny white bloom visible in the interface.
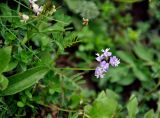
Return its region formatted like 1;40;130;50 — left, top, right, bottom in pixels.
29;0;37;4
20;14;29;23
32;3;39;13
32;3;43;15
38;6;43;14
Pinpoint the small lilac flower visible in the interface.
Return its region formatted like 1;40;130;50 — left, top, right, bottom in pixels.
95;48;120;78
95;67;105;78
100;61;109;71
109;56;120;67
102;48;112;57
96;53;104;62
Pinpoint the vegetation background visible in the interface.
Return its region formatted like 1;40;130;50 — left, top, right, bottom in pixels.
0;0;160;118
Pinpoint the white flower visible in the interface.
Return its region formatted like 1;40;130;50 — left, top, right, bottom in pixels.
32;2;43;15
20;14;29;23
37;6;43;15
29;0;37;4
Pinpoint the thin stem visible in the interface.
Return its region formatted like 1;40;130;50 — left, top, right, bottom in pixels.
83;113;91;118
38;103;81;113
0;21;17;40
58;108;80;113
56;67;95;71
42;15;68;24
0;16;19;18
39;102;91;118
13;0;30;10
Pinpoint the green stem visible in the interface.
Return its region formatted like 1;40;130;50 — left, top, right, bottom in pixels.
0;16;19;18
13;0;30;10
58;108;80;113
56;67;95;71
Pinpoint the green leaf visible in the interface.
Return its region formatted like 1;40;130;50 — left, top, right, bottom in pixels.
17;101;25;108
115;0;142;3
77;1;99;19
4;61;18;72
54;12;72;26
0;75;9;91
85;91;118;118
25;90;32;99
46;114;52;118
116;51;134;65
84;105;92;115
48;23;65;32
65;0;81;13
42;25;64;32
127;95;139;118
68;113;79;118
0;3;12;22
133;66;147;81
108;67;134;85
69;93;81;109
144;109;154;118
133;43;153;62
37;51;53;66
0;47;12;73
32;34;50;47
0;66;49;96
106;89;120;100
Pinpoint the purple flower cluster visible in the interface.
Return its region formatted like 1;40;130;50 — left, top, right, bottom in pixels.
95;48;120;78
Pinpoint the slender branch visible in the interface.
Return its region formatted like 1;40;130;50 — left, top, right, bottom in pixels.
0;16;19;18
13;0;30;10
56;67;95;71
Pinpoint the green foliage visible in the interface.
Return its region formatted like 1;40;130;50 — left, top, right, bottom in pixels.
0;75;8;91
0;0;159;117
144;110;155;118
0;47;11;90
0;47;12;73
127;95;139;118
65;0;99;19
115;0;143;3
85;91;118;118
0;66;49;96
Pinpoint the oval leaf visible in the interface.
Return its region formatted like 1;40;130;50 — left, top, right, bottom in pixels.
127;95;139;118
86;91;118;118
4;61;18;72
116;51;134;65
144;109;155;118
133;43;153;62
133;66;147;81
115;0;142;3
0;46;12;73
0;66;49;96
0;74;9;91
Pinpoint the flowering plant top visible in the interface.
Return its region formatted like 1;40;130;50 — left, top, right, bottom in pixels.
95;48;120;78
